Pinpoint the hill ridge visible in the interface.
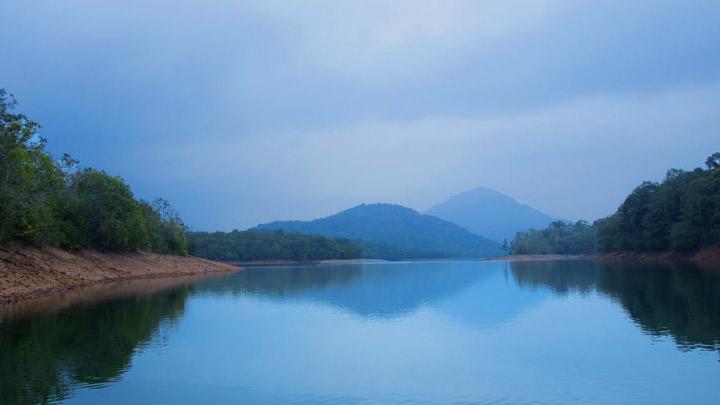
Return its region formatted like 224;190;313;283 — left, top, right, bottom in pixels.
253;203;503;260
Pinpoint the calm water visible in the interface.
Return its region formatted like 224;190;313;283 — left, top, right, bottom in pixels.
2;260;720;404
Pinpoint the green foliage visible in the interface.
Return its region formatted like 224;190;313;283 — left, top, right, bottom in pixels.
140;199;188;255
0;89;188;254
0;89;65;245
515;153;720;255
596;157;720;253
510;220;596;255
188;230;362;261
62;169;149;251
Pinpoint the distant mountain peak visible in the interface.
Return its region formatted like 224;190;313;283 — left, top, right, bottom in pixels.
426;187;555;242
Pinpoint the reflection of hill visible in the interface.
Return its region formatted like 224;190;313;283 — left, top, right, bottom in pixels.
510;260;720;351
0;288;190;404
435;264;550;328
198;262;494;317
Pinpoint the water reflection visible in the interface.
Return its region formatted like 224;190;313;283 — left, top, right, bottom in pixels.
195;262;492;317
0;288;190;404
511;260;720;350
1;260;719;404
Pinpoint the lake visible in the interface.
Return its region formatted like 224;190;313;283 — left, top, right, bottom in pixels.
1;260;719;404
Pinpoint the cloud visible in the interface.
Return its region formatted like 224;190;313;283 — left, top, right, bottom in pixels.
136;82;720;229
1;0;719;230
240;0;568;81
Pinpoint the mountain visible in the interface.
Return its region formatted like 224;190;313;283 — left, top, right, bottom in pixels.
252;203;503;260
426;187;555;243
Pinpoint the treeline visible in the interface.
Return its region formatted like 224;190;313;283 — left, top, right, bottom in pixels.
510;153;720;255
187;230;362;262
596;153;720;252
510;220;596;255
0;89;188;254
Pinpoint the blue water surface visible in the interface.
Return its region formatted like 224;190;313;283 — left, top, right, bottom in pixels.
1;260;719;404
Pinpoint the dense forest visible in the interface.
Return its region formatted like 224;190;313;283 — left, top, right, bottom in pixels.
510;153;720;255
510;220;596;255
187;230;362;262
0;89;188;254
596;154;720;252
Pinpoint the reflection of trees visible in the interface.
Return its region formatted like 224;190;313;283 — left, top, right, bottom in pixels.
510;260;599;295
197;262;487;317
511;260;720;351
0;288;190;404
596;262;720;350
197;264;364;297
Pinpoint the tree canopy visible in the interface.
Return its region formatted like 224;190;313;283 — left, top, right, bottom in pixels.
596;159;720;253
0;89;188;254
188;230;362;262
511;153;720;255
510;220;596;255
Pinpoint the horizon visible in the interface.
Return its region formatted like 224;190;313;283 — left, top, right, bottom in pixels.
2;0;718;231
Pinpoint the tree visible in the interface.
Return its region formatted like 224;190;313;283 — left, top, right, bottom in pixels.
705;152;720;170
141;198;188;255
0;89;190;255
187;230;362;261
0;89;64;245
510;220;596;255
596;153;720;253
64;169;149;251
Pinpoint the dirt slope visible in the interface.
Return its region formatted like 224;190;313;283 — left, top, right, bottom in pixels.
0;245;238;303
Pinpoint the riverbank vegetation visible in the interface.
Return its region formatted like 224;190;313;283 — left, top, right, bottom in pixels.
511;153;720;255
0;89;188;254
187;230;362;262
510;220;596;255
595;153;720;253
1;90;368;261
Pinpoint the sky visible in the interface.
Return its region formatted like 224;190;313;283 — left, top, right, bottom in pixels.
1;0;719;231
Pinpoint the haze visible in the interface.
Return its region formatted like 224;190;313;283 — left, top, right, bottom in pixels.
1;0;719;230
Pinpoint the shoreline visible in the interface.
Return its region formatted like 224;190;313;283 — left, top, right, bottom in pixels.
490;246;720;268
482;254;586;262
223;258;376;266
0;245;239;305
3;245;718;305
482;246;720;270
0;272;232;322
589;246;720;268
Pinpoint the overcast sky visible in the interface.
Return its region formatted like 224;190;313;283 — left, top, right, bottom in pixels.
1;0;719;230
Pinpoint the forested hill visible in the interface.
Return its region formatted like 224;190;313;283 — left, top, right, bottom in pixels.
253;203;504;259
426;187;555;243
